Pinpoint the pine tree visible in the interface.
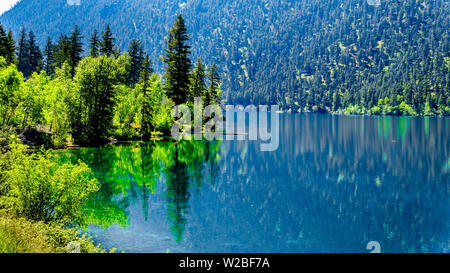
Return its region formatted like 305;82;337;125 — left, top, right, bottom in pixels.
128;38;145;86
140;55;153;140
0;24;8;60
162;14;192;105
69;25;83;77
100;25;115;57
54;34;71;67
206;63;221;105
44;37;55;75
190;58;207;101
5;31;16;64
17;27;30;76
89;29;100;57
27;31;42;77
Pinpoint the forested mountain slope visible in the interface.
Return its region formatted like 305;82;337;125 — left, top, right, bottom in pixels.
1;0;449;114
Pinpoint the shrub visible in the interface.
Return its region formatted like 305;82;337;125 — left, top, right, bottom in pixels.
0;145;100;224
0;211;110;253
369;106;381;115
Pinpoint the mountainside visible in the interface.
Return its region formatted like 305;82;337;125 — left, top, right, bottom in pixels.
1;0;449;113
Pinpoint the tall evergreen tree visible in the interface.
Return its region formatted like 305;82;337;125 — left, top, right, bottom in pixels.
44;37;55;75
0;24;8;60
128;38;145;86
69;25;83;77
206;63;221;105
54;34;71;67
89;29;100;57
100;25;115;57
162;14;192;105
27;31;42;77
190;58;207;101
5;31;16;64
16;27;29;76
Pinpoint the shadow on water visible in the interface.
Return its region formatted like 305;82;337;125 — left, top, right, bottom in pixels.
57;114;449;253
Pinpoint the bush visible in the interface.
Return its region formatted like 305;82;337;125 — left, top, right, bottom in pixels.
399;101;417;116
0;145;100;224
0;211;110;253
152;98;175;134
369;106;381;115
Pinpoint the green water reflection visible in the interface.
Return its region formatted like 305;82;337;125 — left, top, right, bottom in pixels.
59;140;221;243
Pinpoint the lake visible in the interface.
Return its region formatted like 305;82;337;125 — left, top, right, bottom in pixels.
58;113;449;253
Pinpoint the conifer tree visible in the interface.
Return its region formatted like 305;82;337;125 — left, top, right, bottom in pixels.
89;29;100;57
5;31;16;64
44;37;55;75
27;31;42;77
69;25;83;77
162;14;192;105
100;25;115;57
190;58;207;101
16;27;29;76
128;39;145;86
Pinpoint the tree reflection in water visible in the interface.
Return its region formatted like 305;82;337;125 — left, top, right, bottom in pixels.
57;114;449;253
58;138;221;244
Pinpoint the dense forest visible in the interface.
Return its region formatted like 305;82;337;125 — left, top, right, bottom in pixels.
1;0;449;115
0;14;221;147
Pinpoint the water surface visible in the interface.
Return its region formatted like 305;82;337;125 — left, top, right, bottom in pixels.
59;114;449;253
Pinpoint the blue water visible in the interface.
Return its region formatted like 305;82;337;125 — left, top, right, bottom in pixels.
59;113;449;253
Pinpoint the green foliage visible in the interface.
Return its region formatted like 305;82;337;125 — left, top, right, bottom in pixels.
152;97;176;134
0;57;23;127
69;55;129;145
0;145;100;224
137;73;175;136
43;63;74;146
0;16;221;147
113;84;141;140
139;55;154;140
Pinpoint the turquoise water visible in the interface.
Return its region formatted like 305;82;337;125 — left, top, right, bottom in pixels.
59;114;449;253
